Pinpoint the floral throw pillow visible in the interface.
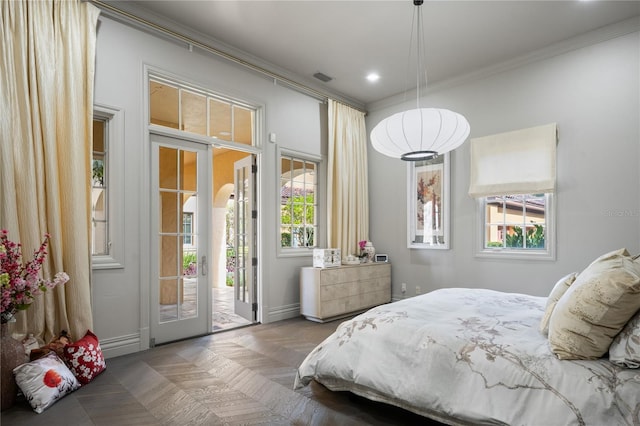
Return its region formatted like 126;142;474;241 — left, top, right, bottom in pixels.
609;310;640;368
548;248;640;360
13;351;80;413
62;330;106;384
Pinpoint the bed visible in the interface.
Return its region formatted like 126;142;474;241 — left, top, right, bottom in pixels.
294;287;640;426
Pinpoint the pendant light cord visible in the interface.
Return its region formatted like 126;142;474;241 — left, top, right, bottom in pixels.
414;0;425;110
416;3;421;109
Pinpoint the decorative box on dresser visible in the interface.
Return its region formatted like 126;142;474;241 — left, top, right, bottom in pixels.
300;262;391;322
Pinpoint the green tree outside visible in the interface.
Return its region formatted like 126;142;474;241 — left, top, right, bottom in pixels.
281;193;315;247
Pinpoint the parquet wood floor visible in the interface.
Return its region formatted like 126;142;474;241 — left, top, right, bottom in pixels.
1;317;442;426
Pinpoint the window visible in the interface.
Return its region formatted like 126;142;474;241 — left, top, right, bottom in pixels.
183;212;193;246
279;153;318;250
481;193;551;250
92;104;125;269
478;193;554;259
470;123;557;260
92;119;108;256
149;77;255;146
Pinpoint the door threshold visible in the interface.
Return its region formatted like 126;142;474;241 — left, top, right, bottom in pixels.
212;322;259;334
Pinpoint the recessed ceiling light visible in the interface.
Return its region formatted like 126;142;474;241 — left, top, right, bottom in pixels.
366;73;380;83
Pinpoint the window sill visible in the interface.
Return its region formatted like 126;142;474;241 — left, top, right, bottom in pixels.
277;248;315;259
475;248;555;261
92;255;125;270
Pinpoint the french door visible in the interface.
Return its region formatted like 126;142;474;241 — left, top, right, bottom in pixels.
233;155;257;322
150;134;211;345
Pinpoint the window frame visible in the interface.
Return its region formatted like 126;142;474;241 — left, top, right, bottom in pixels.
475;193;556;261
92;104;125;269
277;147;321;257
183;212;194;246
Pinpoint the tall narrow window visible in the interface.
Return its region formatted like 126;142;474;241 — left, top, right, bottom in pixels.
183;212;193;246
92;118;108;256
280;154;318;250
92;104;125;269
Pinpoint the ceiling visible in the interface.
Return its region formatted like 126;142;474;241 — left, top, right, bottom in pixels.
113;1;640;108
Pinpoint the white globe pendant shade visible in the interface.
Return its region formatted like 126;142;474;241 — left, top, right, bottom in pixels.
370;107;470;161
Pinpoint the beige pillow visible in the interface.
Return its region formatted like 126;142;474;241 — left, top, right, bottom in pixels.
548;248;640;360
539;272;578;335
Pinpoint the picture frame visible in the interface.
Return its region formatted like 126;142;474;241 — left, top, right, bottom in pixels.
407;153;450;249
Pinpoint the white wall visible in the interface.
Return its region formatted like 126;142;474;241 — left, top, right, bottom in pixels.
93;16;326;357
367;29;640;299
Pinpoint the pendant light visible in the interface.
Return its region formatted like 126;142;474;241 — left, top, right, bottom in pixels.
370;0;470;161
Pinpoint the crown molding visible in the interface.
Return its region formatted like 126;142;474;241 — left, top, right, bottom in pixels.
94;0;365;111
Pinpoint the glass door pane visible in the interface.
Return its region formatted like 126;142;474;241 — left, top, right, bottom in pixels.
152;136;210;344
233;155;256;321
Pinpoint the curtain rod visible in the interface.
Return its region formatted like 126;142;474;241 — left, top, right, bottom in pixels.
88;0;366;114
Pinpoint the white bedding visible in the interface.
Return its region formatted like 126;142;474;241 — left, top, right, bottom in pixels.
294;288;640;426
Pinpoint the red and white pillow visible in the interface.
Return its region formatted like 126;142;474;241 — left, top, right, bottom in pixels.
14;330;106;413
62;330;106;385
13;351;80;413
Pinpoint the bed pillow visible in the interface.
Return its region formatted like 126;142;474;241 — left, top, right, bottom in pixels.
62;330;106;384
13;351;80;413
548;248;640;360
539;272;578;335
608;310;640;368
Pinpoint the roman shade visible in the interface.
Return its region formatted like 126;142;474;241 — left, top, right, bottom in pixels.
468;123;557;197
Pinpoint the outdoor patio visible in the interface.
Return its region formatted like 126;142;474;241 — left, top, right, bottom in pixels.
213;285;253;331
159;283;252;333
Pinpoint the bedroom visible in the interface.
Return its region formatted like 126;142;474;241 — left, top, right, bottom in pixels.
1;0;639;423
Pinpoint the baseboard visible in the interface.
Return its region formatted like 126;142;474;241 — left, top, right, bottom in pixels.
100;332;142;359
267;303;300;323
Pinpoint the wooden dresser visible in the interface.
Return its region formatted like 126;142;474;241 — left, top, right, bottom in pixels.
299;262;391;322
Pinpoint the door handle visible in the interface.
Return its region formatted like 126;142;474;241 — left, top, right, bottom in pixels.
200;255;207;276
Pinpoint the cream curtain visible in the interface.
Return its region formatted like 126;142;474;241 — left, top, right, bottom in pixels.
0;0;100;342
327;99;369;258
468;123;557;197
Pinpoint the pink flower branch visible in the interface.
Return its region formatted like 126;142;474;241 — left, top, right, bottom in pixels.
0;230;69;323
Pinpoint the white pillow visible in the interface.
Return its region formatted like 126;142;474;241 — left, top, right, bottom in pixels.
13;351;80;413
609;310;640;368
539;272;578;335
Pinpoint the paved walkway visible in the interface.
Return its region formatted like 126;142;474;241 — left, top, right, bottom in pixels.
159;283;252;331
213;285;253;331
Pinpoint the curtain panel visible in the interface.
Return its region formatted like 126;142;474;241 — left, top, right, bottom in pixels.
468;123;558;198
0;0;100;342
327;99;369;258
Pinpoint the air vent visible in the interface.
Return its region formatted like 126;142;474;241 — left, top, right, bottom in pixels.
313;72;333;83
